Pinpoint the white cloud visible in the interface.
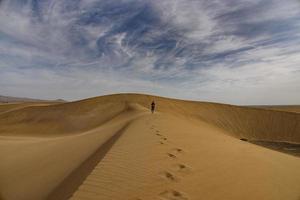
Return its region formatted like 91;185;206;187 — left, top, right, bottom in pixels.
0;0;299;104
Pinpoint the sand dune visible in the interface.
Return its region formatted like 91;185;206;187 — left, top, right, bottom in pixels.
0;94;299;200
251;105;300;113
0;95;65;103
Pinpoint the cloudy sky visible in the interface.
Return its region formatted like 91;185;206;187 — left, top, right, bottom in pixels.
0;0;300;105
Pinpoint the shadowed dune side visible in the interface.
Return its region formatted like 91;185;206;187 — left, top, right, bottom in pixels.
251;105;300;113
180;103;300;143
47;123;131;200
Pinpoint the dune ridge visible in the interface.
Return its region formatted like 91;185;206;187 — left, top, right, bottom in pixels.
1;93;299;142
0;93;299;200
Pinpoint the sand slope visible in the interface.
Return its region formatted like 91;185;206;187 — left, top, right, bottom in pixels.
0;94;299;200
252;105;300;113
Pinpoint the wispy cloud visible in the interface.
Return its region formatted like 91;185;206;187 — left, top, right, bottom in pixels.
0;0;300;104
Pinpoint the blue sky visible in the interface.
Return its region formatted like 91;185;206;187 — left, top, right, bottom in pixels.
0;0;300;104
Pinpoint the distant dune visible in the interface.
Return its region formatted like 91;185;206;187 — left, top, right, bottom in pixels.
0;94;299;200
0;95;65;103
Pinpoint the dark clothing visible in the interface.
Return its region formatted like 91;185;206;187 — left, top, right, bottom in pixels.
151;101;155;113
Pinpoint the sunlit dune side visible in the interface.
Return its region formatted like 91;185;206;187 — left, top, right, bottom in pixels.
0;94;299;200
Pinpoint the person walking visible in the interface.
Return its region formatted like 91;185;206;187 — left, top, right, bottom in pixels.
151;101;155;114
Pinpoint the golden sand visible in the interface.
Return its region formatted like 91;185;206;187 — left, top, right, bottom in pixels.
0;94;299;200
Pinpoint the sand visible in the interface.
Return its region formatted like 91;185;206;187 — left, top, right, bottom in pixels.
0;94;299;200
251;105;300;113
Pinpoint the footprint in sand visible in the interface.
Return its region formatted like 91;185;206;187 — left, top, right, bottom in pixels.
177;164;187;170
167;153;177;158
172;148;183;154
160;171;178;182
167;148;184;159
159;190;189;200
156;133;162;136
171;163;191;174
160;141;164;144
